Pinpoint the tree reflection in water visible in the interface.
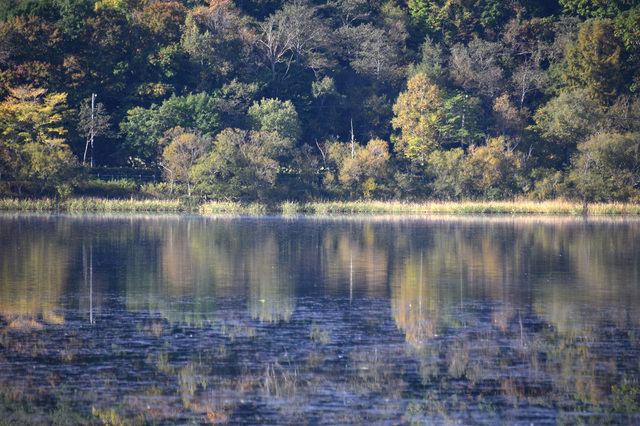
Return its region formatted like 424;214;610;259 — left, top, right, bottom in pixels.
0;215;638;423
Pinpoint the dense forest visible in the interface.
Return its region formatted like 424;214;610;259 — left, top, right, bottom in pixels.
0;0;639;202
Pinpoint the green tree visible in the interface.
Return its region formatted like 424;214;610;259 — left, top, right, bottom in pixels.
216;78;260;129
119;104;164;168
309;76;346;138
160;127;212;195
562;19;623;103
391;73;443;165
133;1;189;97
440;91;484;147
192;128;293;199
531;89;603;165
120;92;219;168
247;98;302;142
180;1;245;89
408;36;446;84
159;92;220;136
568;132;640;202
408;0;475;40
614;6;640;92
0;86;77;195
614;5;640;54
408;0;505;43
559;0;629;19
79;8;136;96
54;0;95;40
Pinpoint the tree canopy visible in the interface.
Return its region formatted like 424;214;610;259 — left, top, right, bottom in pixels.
0;0;638;202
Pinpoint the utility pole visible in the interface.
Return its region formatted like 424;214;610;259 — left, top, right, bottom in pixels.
90;93;96;168
350;119;355;159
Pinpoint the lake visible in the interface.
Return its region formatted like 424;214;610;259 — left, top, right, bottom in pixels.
1;213;639;424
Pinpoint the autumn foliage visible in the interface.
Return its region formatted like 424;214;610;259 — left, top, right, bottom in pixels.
0;0;639;201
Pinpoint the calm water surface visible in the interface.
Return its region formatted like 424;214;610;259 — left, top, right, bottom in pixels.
1;214;639;424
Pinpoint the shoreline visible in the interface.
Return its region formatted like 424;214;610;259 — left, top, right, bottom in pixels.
2;197;640;216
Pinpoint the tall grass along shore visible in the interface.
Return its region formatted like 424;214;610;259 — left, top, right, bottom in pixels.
2;197;640;216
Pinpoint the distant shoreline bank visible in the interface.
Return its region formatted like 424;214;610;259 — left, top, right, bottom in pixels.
2;197;640;216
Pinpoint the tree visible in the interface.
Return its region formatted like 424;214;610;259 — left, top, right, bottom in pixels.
0;16;63;91
80;8;136;95
601;95;640;134
192;128;293;199
120;92;219;169
408;36;446;84
392;73;443;165
160;127;212;195
492;93;528;139
426;148;467;199
77;96;112;167
355;25;404;84
337;22;407;86
216;78;260;129
559;0;629;19
562;19;623;103
159;92;220;136
463;136;527;198
54;0;96;40
512;61;547;108
247;98;301;142
568;132;640;202
450;38;504;99
408;0;490;43
326;137;392;198
408;0;462;39
531;89;603;165
309;76;346;139
119;104;164;169
330;0;370;29
614;5;640;54
501;18;551;108
181;1;244;89
253;10;295;78
278;0;329;71
137;1;186;45
0;86;76;195
440;91;484;147
614;6;640;91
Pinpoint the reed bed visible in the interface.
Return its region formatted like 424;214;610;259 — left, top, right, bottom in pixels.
280;201;304;215
65;198;184;212
2;197;640;216
199;201;267;214
0;197;185;212
294;200;640;216
0;198;57;211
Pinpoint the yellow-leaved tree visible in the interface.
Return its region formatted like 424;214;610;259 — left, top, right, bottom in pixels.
0;86;77;195
391;73;443;166
326;138;392;198
160;126;212;195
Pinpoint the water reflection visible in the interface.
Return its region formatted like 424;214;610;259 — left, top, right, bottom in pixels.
0;214;639;423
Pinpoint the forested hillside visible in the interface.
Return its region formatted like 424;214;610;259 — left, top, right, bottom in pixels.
1;0;639;201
